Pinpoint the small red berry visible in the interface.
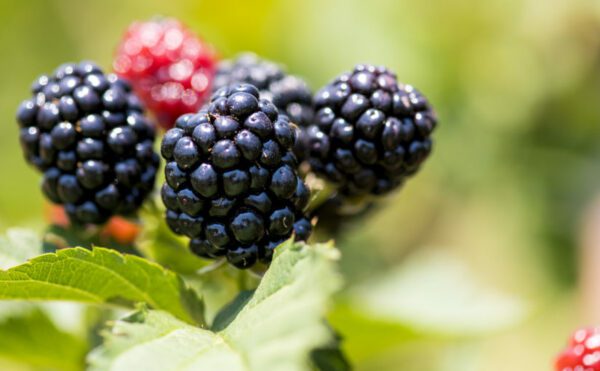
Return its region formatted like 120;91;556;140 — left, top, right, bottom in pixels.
45;203;140;245
101;216;141;245
45;203;70;228
556;327;600;371
114;18;217;129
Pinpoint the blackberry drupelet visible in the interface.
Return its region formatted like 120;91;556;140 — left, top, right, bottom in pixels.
304;64;437;197
160;83;311;269
16;61;159;225
114;18;217;129
213;53;314;128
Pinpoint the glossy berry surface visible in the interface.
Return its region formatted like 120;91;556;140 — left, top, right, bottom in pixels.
556;327;600;371
114;18;217;129
160;83;311;268
302;64;437;196
16;61;159;225
213;53;314;129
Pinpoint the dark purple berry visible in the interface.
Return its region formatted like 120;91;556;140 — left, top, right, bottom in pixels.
15;61;158;224
302;64;437;197
160;83;311;268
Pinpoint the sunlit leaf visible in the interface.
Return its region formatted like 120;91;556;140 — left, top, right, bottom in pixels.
89;241;343;371
184;265;260;325
0;247;204;325
0;305;87;371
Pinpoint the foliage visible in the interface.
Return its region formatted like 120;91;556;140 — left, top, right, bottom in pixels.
0;247;204;325
0;228;350;370
89;241;342;371
0;304;87;371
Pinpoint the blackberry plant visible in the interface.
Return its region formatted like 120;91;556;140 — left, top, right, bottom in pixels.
3;15;461;371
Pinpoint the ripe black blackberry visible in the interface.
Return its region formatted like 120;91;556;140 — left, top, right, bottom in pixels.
160;83;312;269
304;64;437;197
213;53;314;128
16;61;159;224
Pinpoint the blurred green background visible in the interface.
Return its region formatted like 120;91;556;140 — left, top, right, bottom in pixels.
2;0;600;370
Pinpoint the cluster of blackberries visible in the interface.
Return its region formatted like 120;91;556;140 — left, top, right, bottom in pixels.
16;61;159;224
301;64;437;197
161;84;311;268
16;17;438;270
214;58;437;197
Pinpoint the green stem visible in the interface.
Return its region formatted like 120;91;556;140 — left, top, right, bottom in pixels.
306;175;339;213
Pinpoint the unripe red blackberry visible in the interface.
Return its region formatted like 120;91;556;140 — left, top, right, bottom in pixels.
555;327;600;370
160;83;311;269
16;61;159;224
303;64;437;197
114;18;217;129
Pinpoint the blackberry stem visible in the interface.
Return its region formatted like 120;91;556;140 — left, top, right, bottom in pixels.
306;174;337;213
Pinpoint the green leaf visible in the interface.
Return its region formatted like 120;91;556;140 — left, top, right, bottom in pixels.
310;327;351;371
216;240;342;370
43;224;138;256
327;301;418;363
0;304;87;371
185;266;261;325
210;290;253;331
350;250;528;335
0;247;204;325
89;308;245;371
0;229;90;370
89;241;343;371
0;228;43;269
